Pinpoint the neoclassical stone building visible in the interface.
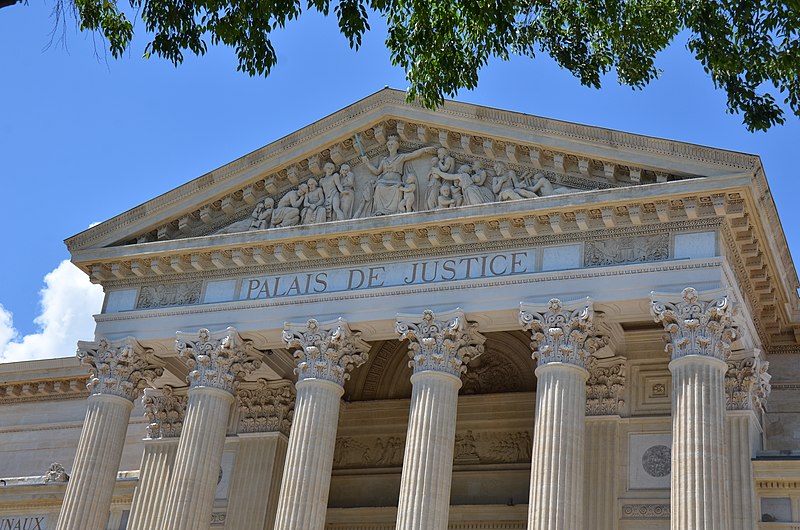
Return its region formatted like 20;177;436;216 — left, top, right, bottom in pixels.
2;89;800;530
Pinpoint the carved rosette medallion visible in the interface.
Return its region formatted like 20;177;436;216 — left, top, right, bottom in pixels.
175;327;261;394
237;379;296;435
650;287;737;361
43;462;69;483
76;337;163;401
282;318;369;386
142;386;187;439
725;351;771;411
585;357;626;415
395;309;486;377
519;298;602;369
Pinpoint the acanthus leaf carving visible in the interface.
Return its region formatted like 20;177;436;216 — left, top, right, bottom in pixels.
142;385;187;439
175;327;261;394
76;336;163;401
282;318;369;386
519;298;603;369
395;308;486;377
237;378;296;435
650;287;737;361
585;356;627;415
725;349;771;411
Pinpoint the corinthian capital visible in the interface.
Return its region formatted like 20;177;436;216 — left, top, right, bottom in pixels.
650;287;737;361
237;379;295;435
395;308;486;377
77;337;163;401
586;357;626;416
725;350;771;411
519;297;601;369
142;386;187;439
175;327;261;394
282;318;369;386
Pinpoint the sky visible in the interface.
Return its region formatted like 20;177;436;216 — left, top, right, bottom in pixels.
0;3;798;363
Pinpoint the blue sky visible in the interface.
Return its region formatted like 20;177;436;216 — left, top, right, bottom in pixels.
1;3;798;360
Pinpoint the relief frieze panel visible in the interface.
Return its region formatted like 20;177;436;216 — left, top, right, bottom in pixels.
584;234;669;267
136;281;202;309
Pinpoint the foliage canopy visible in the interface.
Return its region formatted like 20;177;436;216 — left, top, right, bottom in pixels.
10;0;800;131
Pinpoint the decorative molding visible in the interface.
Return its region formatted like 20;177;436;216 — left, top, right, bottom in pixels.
142;386;187;439
210;512;226;526
519;298;603;369
395;308;486;377
725;349;771;411
42;463;69;483
175;327;261;394
650;287;737;361
76;337;163;401
136;281;202;309
282;318;369;386
236;378;295;435
621;504;671;519
0;377;89;404
584;233;668;267
585;356;626;415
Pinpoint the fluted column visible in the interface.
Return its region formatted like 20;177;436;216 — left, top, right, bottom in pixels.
162;327;261;530
394;309;486;530
128;386;186;530
725;350;771;530
520;298;602;530
651;287;737;530
584;357;626;530
226;379;295;530
56;338;163;530
274;318;369;530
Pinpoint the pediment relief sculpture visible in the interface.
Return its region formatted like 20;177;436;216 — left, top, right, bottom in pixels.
212;136;588;237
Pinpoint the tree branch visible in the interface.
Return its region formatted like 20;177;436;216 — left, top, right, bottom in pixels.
0;0;20;8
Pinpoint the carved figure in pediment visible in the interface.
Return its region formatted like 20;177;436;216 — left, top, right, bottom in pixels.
528;172;572;196
336;163;355;220
249;197;274;230
452;184;464;207
302;178;326;224
430;164;491;207
319;162;340;221
469;160;496;203
493;162;538;201
272;184;306;228
425;155;442;211
362;135;436;215
438;184;455;208
437;146;455;173
399;174;417;213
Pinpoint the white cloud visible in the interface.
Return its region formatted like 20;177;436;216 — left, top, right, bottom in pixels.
0;260;104;363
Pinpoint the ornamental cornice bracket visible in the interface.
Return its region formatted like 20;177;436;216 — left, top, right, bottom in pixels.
76;336;164;401
175;327;262;394
395;307;486;377
519;297;602;369
586;355;627;416
236;378;296;435
282;317;369;386
725;348;771;411
650;287;738;362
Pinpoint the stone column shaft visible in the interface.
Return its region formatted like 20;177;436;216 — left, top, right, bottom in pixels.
395;371;462;530
162;387;234;530
274;318;368;530
274;379;342;530
529;363;588;530
584;417;620;530
56;394;133;530
670;355;730;530
726;411;760;530
127;439;179;530
226;433;288;530
56;337;161;530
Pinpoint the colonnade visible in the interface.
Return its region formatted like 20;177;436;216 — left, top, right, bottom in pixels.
56;287;768;530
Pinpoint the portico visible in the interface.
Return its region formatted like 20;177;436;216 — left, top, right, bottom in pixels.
37;90;800;529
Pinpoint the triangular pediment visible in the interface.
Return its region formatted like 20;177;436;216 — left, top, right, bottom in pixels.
65;88;759;254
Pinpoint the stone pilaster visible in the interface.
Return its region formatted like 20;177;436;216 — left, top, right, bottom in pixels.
394;309;485;530
583;356;625;530
162;327;261;530
128;386;186;530
725;350;770;530
651;287;736;530
520;298;602;530
226;379;295;530
274;318;368;530
56;337;162;530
